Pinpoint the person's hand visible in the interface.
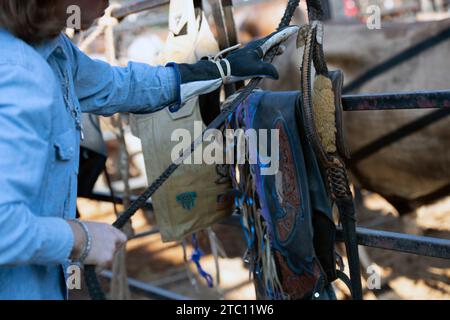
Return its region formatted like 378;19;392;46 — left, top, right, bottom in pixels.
172;25;299;105
68;221;127;269
221;26;299;81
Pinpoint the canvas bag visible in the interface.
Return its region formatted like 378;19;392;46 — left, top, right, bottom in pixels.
131;0;233;242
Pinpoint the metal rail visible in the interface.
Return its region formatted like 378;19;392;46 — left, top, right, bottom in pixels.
337;227;450;260
111;0;277;20
225;215;450;260
342;90;450;111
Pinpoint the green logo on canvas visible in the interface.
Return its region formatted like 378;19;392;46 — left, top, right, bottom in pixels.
176;192;197;211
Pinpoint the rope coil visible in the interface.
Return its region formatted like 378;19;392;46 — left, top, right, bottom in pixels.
207;43;241;84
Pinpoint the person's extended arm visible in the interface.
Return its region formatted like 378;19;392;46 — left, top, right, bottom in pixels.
65;36;180;116
0;64;126;268
67;26;299;115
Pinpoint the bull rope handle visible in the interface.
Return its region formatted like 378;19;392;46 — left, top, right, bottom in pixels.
300;0;364;299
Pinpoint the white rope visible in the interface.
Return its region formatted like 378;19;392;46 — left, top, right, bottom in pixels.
213;59;232;84
207;43;241;84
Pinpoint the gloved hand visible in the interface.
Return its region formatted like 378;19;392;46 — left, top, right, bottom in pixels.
170;25;300;107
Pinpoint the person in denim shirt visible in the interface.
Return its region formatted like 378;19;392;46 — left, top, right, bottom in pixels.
0;0;298;299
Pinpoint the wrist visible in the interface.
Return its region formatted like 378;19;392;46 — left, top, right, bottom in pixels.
67;220;92;264
68;220;86;261
177;60;221;83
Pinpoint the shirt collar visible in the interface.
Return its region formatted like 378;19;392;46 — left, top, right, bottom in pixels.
34;34;65;60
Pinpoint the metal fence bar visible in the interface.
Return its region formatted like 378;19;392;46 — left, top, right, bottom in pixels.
342;90;450;111
337;227;450;260
111;0;277;20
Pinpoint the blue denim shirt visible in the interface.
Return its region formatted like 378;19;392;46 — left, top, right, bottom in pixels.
0;29;179;300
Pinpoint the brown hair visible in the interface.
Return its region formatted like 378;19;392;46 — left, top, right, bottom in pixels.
0;0;65;44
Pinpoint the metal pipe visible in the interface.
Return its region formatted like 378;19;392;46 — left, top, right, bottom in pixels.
342;90;450;111
111;0;277;20
337;227;450;260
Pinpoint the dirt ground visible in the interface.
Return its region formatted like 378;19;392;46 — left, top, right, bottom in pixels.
76;192;450;300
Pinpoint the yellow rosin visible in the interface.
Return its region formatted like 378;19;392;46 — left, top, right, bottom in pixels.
312;74;337;154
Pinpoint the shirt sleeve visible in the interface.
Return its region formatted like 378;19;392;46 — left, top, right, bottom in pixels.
64;36;181;116
0;63;74;266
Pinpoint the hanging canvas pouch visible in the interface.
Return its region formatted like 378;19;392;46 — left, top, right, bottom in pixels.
131;0;233;242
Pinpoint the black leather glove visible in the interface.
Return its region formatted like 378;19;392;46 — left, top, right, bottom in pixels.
170;26;299;106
